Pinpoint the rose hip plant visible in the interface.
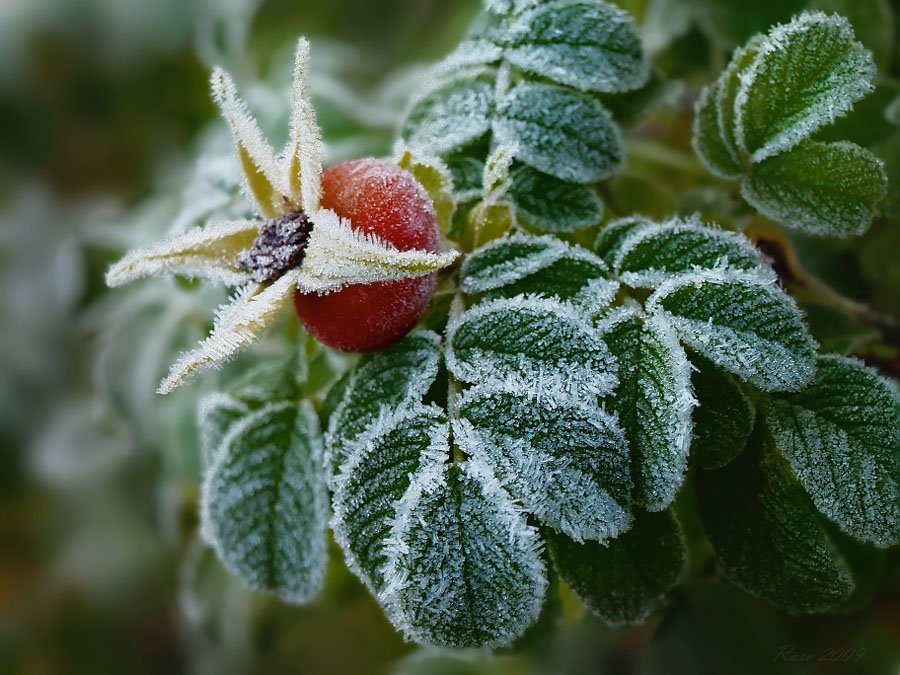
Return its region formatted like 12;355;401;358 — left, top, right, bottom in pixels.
106;0;899;651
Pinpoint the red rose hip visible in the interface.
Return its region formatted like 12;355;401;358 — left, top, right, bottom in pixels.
293;158;440;352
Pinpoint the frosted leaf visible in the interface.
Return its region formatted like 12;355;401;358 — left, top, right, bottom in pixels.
493;82;624;183
326;331;441;470
594;215;653;263
762;355;900;548
158;269;301;394
597;308;693;510
714;37;763;167
455;386;632;542
461;233;614;307
400;69;496;156
381;457;547;649
210;68;287;217
742;140;887;237
285;37;324;215
296;208;458;294
197;392;249;469
612;215;775;287
696;441;854;613
444;154;485;201
508;164;604;233
734;12;877;163
547;509;686;625
692;80;743;179
484;0;543;14
690;355;754;470
105;220;258;287
647;270;816;392
446;295;618;399
499;0;648;94
331;405;448;593
432;40;504;74
200;400;328;603
395;144;456;235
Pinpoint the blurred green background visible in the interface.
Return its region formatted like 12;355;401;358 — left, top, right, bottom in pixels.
1;1;899;674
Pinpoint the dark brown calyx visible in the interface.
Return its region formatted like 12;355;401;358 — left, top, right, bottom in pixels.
239;211;314;283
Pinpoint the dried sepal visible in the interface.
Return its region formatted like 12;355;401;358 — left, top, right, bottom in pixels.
158;269;301;394
211;67;287;217
286;37;324;215
296;209;458;294
105;220;259;287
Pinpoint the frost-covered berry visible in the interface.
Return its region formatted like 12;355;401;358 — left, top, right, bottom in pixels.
293;158;440;352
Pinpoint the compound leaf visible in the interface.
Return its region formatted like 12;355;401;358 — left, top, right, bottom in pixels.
598;309;693;510
201;400;328;603
493;82;624;182
382;459;547;649
742;140;887;237
547;508;685;625
697;440;854;613
762;355;900;548
734;12;877;162
647;270;816;391
501;0;648;94
456;386;633;542
401;69;496;156
446;295;617;398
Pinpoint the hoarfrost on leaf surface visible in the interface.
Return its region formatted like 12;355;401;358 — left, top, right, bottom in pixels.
200;400;329;603
733;12;877;163
612;215;775;287
493;82;624;183
446;295;618;399
741;140;887;237
763;355;900;548
647;269;817;392
692;80;744;179
597;308;694;511
381;458;547;649
455;386;633;542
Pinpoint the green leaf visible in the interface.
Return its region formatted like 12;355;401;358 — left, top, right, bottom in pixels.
807;0;895;71
383;459;547;649
509;165;604;233
696;439;854;613
197;392;249;469
396;147;456;235
713;37;763;168
332;405;449;592
201;400;328;603
446;295;617;397
401;69;496;156
499;0;648;94
692;80;744;179
690;356;755;470
734;12;877;162
742;140;887;237
647;270;816;391
493;82;624;182
762;355;900;548
547;509;685;625
598;309;693;510
456;386;632;542
594;215;653;263
445;154;485;201
460;234;615;306
612;216;774;287
327;331;441;470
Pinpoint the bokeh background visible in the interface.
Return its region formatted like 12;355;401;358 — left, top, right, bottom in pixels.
2;1;899;674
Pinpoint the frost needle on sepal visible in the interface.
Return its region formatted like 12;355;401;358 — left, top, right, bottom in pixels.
105;37;458;394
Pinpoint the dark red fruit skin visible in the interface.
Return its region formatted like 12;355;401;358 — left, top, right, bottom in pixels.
293;158;440;352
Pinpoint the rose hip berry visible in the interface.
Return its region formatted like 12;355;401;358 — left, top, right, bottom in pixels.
293;158;440;352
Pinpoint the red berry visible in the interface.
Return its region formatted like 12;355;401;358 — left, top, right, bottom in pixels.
294;158;440;352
